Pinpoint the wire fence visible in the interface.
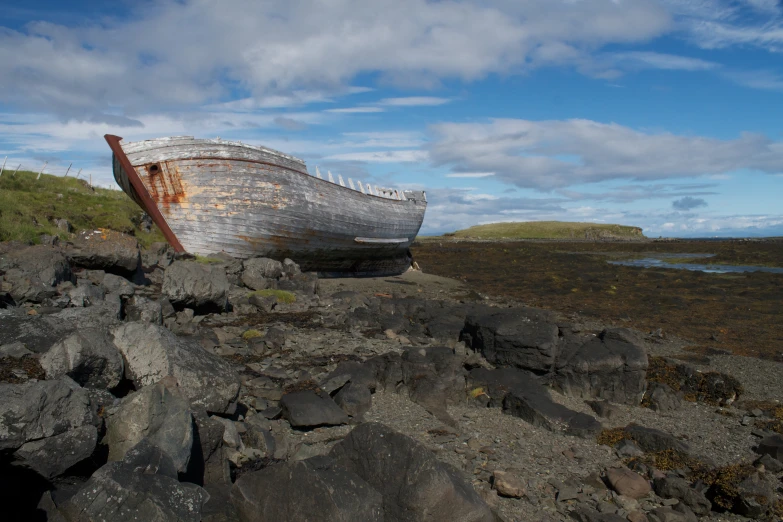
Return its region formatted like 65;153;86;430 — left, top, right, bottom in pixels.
0;156;119;190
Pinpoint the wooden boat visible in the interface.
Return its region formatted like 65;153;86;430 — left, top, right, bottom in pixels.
105;135;427;274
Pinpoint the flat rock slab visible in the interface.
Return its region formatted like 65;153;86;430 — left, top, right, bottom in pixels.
231;456;383;522
280;390;349;428
162;260;229;311
329;422;495;522
624;425;692;454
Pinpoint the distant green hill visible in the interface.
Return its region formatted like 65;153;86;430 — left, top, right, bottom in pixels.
444;221;645;240
0;170;163;247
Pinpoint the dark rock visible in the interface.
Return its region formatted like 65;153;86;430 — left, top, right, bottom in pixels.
66;281;106;307
755;433;783;461
248;293;276;312
460;307;560;373
280;390;350;428
470;368;602;438
162;260;229;312
625;425;691;454
68;229;140;273
0;245;73;303
231;456;383;522
555;328;648;405
101;273;135;297
60;438;208;522
15;425;98;479
644;382;683;412
190;411;232;487
585;400;621;420
334;382;373;417
329;422;495;522
241;257;283;290
733;471;775;518
0;341;32;358
400;346;466;425
0;377;97;450
282;258;301;277
40;328;124;389
277;271;318;295
653;476;711;516
105;377;193;473
569;506;628;522
111;322;240;413
647;506;697;522
754;453;783;473
124;295;164;324
615;439;644;458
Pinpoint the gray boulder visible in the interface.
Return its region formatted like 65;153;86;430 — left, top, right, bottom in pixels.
15;425;98;479
40;328;124;389
555;328;648;405
329;422;494;522
0;245;72;303
460;307;560;373
60;438;208;522
105;377;193;473
0;377;96;450
111;322;240;413
163;260;229;311
653;476;711;516
68;229;140;273
231;456;383;522
625;425;691;454
644;382;683;412
124;295;163;324
756;433;783;461
241;257;283;290
280;390;350;428
101;273;135;297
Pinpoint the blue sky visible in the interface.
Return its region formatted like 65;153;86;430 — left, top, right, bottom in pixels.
1;0;782;237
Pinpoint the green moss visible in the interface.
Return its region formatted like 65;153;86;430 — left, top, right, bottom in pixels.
0;170;164;248
248;289;296;304
242;329;262;340
194;255;223;264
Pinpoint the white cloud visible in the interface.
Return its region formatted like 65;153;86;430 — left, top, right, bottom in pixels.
606;51;720;71
429;118;783;189
445;172;496;178
325;107;385;113
379;97;452;106
324;150;428;162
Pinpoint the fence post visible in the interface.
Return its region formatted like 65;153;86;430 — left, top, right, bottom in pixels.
76;168;82;179
37;161;48;180
64;163;72;177
12;164;20;177
0;156;6;177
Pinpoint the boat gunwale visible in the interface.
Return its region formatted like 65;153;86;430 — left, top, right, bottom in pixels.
126;153;425;206
121;136;305;165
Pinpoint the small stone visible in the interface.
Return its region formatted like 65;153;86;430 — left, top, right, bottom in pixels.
627;511;648;522
492;470;526;498
606;467;651;500
750;408;764;417
557;486;579;502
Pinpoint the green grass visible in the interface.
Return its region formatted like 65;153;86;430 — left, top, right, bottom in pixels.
242;329;263;340
194;254;223;264
248;289;296;304
442;221;645;240
0;170;164;247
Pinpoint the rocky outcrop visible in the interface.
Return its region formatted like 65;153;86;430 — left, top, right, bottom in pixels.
60;438;209;522
40;328;124;389
231;456;384;522
111;322;240;413
329;422;494;522
241;257;283;290
555;328;648;405
68;229;141;273
104;377;194;473
0;245;73;303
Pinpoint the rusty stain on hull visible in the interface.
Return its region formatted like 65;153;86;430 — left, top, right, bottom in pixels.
107;135;427;274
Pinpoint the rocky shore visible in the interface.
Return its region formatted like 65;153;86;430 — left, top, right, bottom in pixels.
1;231;782;521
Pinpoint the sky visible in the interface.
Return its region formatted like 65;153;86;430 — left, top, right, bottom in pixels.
1;0;783;237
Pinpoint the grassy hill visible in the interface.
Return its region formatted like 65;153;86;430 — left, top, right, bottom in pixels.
0;170;164;247
444;221;645;240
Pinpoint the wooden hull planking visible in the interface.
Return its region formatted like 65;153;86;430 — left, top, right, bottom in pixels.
106;135;427;274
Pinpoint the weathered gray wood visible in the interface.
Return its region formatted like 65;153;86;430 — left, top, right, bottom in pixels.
0;156;6;177
113;138;427;274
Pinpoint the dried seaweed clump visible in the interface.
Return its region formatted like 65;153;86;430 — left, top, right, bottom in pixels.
0;355;45;384
596;427;630;447
646;356;743;405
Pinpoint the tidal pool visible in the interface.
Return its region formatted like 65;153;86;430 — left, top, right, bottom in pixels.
608;253;783;274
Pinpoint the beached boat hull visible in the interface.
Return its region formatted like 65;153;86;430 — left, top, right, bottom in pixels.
106;135;427;274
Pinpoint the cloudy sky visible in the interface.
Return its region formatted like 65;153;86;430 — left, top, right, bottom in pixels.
2;0;783;237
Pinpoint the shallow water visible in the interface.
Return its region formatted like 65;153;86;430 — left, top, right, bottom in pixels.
608;253;783;274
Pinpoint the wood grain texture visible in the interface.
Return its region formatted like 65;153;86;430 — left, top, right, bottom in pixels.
112;137;427;274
